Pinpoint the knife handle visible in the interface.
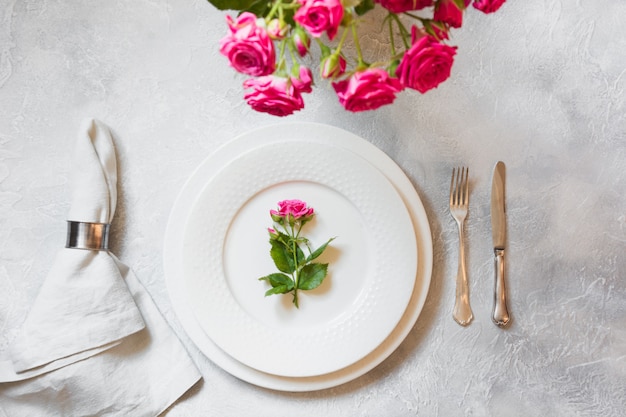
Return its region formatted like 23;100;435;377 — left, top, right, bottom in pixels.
492;249;510;327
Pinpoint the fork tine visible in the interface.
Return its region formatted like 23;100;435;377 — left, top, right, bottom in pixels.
464;167;469;204
449;168;456;206
457;167;468;205
457;167;462;205
450;167;467;207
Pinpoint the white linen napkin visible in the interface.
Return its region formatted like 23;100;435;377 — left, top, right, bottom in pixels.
0;119;201;416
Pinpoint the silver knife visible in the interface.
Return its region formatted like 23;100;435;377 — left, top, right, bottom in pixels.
491;161;511;327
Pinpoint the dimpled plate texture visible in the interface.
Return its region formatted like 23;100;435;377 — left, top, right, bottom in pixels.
182;140;417;377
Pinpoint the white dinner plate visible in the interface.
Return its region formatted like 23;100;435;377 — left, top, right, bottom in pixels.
182;140;416;377
164;122;433;390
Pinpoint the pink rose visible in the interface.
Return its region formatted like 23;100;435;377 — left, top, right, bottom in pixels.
267;19;288;40
320;53;346;79
332;68;404;112
396;28;456;93
219;12;276;76
473;0;505;13
374;0;433;14
434;0;469;28
291;66;313;93
243;76;305;116
294;0;344;40
293;26;311;57
270;200;315;221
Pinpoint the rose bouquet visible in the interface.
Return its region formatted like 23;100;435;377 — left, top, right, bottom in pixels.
213;0;506;116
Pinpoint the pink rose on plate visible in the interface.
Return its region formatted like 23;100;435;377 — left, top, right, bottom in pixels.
375;0;433;14
270;200;315;222
434;0;469;28
243;76;305;116
294;0;344;40
219;12;275;76
262;199;333;308
332;68;404;112
473;0;506;13
396;28;457;93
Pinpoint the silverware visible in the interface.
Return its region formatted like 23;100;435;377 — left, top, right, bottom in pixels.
449;167;473;326
491;161;511;327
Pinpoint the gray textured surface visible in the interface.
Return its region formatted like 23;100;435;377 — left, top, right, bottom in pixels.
1;0;625;415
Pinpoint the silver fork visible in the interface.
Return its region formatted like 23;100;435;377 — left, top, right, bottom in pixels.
449;167;473;326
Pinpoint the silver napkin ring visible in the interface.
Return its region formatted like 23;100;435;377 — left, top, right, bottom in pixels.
66;221;110;251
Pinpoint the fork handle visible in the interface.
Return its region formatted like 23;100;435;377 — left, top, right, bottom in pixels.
492;249;510;327
453;223;473;326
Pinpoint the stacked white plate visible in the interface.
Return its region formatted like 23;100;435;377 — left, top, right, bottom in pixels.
164;122;432;391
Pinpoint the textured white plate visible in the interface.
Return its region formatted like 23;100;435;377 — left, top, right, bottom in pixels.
183;140;416;377
164;123;433;390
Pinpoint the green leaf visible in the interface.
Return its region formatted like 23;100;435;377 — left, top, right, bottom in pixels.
298;263;328;290
452;0;467;10
206;0;264;12
264;285;291;296
306;237;335;262
295;243;305;267
244;0;270;16
270;239;295;274
259;273;294;289
283;11;296;27
354;0;375;16
259;273;294;297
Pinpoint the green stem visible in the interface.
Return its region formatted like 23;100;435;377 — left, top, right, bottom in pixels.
266;0;282;21
351;22;366;69
335;25;350;55
390;13;411;50
293;287;299;308
388;16;396;56
291;223;300;307
287;41;300;76
280;1;300;9
276;38;288;75
403;12;427;23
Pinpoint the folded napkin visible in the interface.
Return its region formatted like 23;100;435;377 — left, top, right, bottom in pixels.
0;119;201;416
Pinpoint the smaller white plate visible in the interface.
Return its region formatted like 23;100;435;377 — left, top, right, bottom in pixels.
182;140;417;377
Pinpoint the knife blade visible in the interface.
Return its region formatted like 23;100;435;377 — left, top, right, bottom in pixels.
491;161;510;327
